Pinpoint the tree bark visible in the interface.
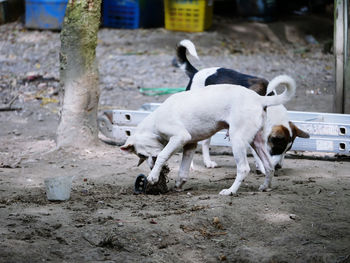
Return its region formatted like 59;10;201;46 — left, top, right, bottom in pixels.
57;0;102;148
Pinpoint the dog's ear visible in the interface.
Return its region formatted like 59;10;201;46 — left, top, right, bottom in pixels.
289;121;310;139
137;157;146;167
120;143;135;153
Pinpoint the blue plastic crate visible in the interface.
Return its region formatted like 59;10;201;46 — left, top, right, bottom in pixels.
25;0;68;29
103;0;139;29
102;0;163;29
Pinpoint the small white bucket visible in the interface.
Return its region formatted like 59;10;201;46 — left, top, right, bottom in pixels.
44;176;73;201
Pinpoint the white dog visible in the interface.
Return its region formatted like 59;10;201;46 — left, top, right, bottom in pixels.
175;39;309;171
121;75;296;195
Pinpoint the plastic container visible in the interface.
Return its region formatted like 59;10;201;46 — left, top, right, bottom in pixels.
164;0;213;32
102;0;164;29
25;0;68;29
44;176;73;201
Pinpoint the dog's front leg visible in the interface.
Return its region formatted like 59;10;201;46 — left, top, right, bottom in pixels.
201;138;218;168
147;135;189;184
176;143;197;190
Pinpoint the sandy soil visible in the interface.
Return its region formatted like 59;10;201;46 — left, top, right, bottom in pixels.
1;14;350;263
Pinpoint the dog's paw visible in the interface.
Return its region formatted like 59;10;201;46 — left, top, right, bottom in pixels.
219;189;234;196
174;186;184;192
147;174;159;185
275;164;282;170
259;184;270;191
204;160;218;169
175;179;187;189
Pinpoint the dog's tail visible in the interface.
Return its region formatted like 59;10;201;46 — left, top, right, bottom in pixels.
261;75;296;107
176;39;199;78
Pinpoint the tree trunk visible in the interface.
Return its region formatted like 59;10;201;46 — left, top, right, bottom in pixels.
57;0;101;148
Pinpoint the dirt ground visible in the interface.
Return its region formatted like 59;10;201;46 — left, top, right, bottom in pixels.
1;14;350;263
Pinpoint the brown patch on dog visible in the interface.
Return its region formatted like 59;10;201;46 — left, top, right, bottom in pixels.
268;125;292;155
270;125;291;139
247;79;269;96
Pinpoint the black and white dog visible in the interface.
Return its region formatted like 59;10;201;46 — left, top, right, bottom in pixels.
174;39;309;172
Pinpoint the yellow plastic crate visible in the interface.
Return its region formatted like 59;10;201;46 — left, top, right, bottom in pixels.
164;0;213;32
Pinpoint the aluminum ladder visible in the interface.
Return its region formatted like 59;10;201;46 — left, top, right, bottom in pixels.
98;103;350;155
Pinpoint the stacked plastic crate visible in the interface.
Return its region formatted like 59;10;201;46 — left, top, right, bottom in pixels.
25;0;68;29
164;0;213;32
102;0;164;29
24;0;164;29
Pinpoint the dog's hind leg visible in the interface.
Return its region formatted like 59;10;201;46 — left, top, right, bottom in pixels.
219;138;250;195
251;131;275;191
176;143;197;189
147;134;190;184
201;138;218;168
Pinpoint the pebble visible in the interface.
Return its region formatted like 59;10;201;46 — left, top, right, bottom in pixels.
213;217;220;224
38;83;47;89
12;129;21;136
219;255;227;261
52;224;62;229
37;113;44;121
150;219;157;224
289;214;299;220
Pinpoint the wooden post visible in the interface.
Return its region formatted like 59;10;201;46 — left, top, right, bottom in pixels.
334;0;349;113
334;0;345;113
344;1;350;113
